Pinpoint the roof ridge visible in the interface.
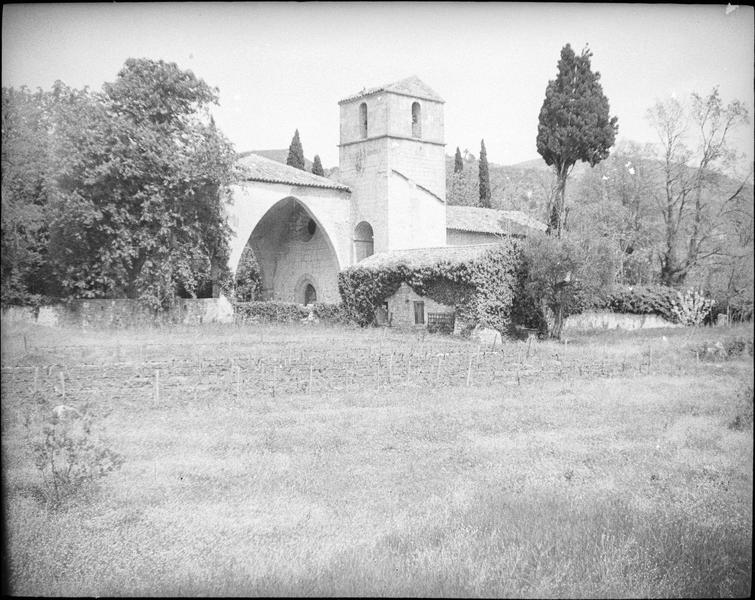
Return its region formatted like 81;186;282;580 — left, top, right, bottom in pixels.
237;153;350;192
339;75;444;104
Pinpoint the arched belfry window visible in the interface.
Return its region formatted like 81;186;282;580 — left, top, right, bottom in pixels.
354;221;374;262
359;102;368;139
411;102;421;138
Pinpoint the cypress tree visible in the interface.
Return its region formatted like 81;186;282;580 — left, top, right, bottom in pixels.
478;139;491;208
454;146;463;173
537;43;618;237
286;129;305;170
312;154;324;176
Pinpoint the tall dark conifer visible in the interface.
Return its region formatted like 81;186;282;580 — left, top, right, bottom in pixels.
454;147;463;173
286;129;305;170
536;43;619;237
478;139;491;208
311;154;324;176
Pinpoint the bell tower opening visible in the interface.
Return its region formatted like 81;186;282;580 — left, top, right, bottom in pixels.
412;101;421;138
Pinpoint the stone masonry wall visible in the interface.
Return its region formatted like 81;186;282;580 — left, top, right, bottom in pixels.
1;297;234;329
385;282;455;328
563;310;681;331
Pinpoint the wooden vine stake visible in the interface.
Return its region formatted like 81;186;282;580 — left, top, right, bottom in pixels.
236;365;241;399
154;369;160;403
308;359;313;394
59;371;66;399
33;367;39;393
466;352;473;387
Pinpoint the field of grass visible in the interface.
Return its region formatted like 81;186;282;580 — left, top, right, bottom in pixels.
2;320;752;597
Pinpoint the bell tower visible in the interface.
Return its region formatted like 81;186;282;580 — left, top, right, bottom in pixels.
338;76;447;260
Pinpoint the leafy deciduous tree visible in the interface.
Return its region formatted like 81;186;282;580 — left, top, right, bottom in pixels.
646;88;750;287
1;86;57;304
520;232;617;339
20;58;238;309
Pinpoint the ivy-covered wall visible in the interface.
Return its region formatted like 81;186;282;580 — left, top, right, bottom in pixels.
338;241;523;333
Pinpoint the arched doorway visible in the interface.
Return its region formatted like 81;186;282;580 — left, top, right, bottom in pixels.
304;284;317;305
245;197;340;302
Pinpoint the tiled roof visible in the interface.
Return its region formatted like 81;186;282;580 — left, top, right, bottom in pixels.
240;149;313;171
236;153;350;192
339;75;444;104
354;243;503;270
446;205;547;235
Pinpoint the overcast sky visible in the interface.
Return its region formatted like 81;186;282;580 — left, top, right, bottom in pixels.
3;2;753;168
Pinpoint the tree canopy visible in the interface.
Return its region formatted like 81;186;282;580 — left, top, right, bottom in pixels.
537;43;618;237
1;59;237;308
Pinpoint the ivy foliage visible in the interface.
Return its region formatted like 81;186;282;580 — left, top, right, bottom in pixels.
588;284;680;322
338;242;523;333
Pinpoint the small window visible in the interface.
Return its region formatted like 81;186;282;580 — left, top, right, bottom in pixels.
413;301;425;325
307;219;317;236
359;102;368;139
411;102;421;138
354;221;374;262
304;284;317;305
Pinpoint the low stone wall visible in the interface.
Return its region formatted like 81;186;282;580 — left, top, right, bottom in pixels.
564;310;680;331
1;297;234;328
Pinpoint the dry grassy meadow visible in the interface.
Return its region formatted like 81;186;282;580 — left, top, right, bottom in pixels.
2;319;752;597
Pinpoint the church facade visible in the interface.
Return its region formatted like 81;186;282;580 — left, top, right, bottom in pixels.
225;76;544;304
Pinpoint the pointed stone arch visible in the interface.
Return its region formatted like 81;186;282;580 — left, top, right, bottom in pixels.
235;195;343;303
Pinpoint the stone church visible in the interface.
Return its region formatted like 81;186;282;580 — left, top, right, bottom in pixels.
225;76;544;305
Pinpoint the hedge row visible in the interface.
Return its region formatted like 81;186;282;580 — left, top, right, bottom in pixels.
587;284;680;322
233;301;350;324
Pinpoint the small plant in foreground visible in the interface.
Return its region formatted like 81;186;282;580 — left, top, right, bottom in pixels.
728;384;753;431
672;288;715;326
23;401;124;508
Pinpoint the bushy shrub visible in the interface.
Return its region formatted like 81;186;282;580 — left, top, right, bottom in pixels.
672;288;715;326
591;284;680;321
517;233;617;338
235;246;262;302
234;301;308;323
234;301;348;325
309;302;351;324
24;402;124;509
338;242;522;333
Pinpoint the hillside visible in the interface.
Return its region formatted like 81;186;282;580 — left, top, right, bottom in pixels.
445;155;556;221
